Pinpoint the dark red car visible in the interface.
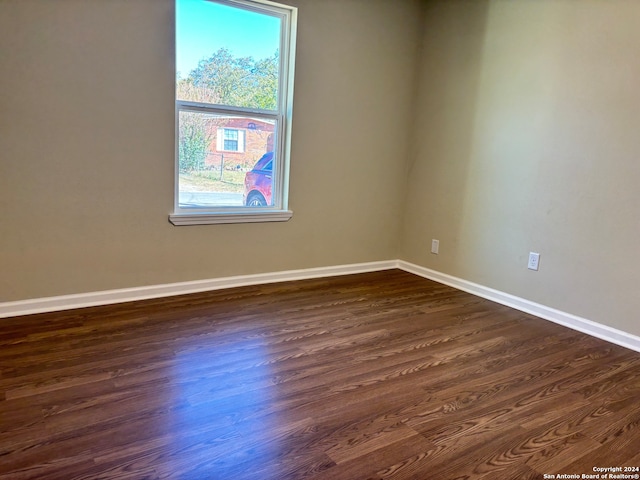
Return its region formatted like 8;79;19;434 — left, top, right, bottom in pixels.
244;152;273;207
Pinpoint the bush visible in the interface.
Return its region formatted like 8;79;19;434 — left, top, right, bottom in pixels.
179;112;208;173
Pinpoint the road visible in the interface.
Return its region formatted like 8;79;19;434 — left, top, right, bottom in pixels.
178;191;244;207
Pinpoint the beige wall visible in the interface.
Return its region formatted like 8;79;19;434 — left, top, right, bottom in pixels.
0;0;422;301
402;0;640;336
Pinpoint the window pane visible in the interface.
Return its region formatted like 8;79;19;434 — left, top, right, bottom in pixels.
178;111;276;208
224;129;238;141
176;0;281;110
223;139;238;151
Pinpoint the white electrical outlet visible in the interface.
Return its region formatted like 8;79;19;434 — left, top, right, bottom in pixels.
431;239;439;254
528;252;540;271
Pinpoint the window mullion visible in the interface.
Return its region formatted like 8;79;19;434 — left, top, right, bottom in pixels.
177;100;277;118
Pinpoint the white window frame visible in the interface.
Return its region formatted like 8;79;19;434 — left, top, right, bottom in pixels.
170;0;297;226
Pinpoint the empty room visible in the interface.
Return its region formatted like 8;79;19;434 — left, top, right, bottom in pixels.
1;0;639;479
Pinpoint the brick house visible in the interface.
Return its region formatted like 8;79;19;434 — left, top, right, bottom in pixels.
204;117;274;171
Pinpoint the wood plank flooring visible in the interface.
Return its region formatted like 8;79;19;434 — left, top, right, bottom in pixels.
1;270;639;479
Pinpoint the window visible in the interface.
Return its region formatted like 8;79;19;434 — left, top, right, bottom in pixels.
170;0;297;226
223;129;240;152
217;128;245;152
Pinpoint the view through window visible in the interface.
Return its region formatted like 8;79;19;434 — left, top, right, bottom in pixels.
173;0;296;224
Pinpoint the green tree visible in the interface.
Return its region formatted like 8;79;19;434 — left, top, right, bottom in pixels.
252;51;279;110
178;112;209;173
179;48;279;110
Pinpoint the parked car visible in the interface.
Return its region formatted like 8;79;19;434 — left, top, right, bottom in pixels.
244;152;273;206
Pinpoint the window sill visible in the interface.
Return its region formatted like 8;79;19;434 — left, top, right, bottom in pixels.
169;210;293;226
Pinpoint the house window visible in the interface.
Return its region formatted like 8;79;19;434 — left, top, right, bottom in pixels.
217;128;245;153
170;0;297;226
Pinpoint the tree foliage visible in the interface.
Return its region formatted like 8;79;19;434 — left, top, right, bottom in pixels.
178;112;209;173
178;48;279;110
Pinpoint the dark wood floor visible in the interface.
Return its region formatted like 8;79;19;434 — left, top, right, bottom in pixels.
1;270;639;479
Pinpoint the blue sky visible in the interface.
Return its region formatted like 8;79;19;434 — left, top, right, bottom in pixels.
176;0;281;79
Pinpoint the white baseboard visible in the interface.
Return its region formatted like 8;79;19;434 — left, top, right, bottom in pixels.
398;260;640;354
2;259;639;354
0;260;398;319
